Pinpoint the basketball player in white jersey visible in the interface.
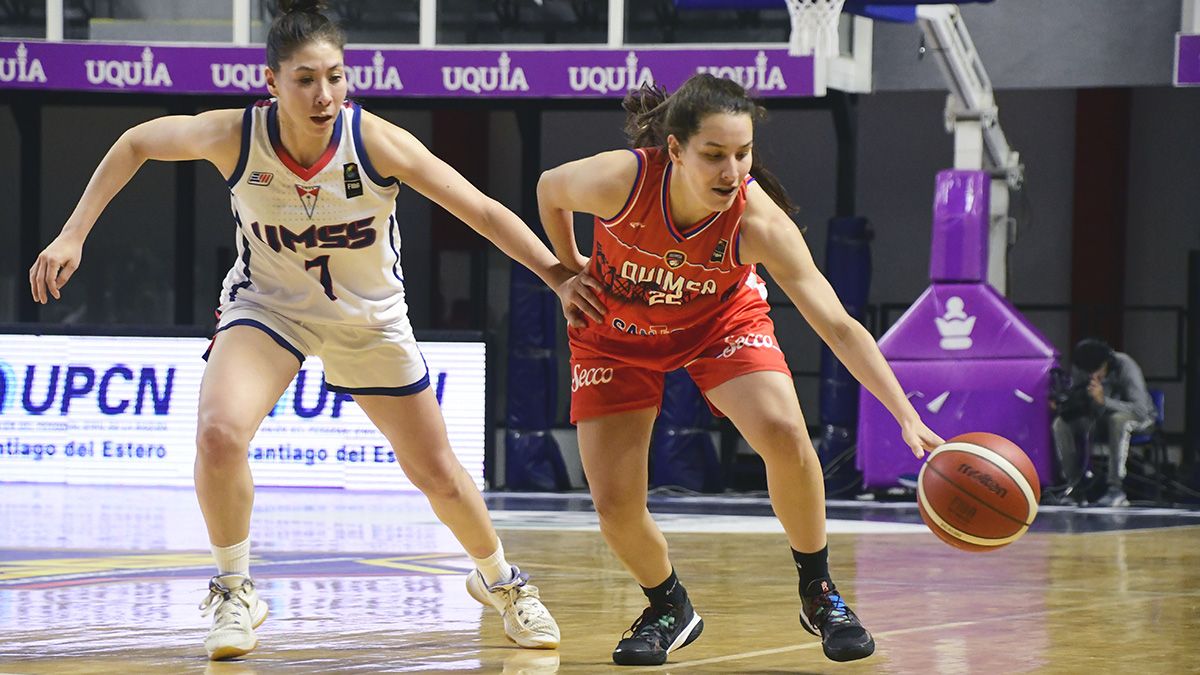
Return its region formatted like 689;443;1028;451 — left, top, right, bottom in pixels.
28;0;605;661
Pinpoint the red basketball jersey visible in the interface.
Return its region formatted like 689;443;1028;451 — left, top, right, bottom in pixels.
586;147;765;337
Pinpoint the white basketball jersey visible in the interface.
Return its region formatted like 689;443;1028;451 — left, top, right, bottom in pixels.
221;100;406;326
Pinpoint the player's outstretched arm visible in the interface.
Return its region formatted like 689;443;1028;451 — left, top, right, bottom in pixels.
738;182;943;459
29;110;242;304
362;110;606;326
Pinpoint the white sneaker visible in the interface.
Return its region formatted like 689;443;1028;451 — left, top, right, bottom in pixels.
467;566;560;649
199;574;269;661
1096;488;1130;508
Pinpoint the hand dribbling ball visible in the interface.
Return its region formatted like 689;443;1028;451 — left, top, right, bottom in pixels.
917;432;1040;552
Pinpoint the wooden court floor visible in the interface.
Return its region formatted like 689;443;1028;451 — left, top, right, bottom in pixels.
1;485;1197;674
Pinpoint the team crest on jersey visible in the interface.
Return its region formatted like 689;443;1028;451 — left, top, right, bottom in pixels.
710;238;728;263
295;184;320;218
664;250;686;269
247;171;273;186
343;162;363;198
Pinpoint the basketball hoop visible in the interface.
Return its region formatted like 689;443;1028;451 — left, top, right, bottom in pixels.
785;0;847;58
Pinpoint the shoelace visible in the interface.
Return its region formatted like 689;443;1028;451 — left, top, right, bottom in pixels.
810;591;853;629
488;571;555;633
624;605;678;644
199;578;253;630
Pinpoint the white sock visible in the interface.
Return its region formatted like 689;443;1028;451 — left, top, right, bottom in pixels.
471;540;514;587
211;538;251;580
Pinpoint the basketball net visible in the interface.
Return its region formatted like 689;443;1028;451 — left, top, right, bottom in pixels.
785;0;847;58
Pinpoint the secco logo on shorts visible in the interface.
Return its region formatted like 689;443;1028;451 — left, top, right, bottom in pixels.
571;364;614;392
717;333;780;359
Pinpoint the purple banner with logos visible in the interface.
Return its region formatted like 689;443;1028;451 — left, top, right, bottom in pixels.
0;40;815;97
1176;33;1200;86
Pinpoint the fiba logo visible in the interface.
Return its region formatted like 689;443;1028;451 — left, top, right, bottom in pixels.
571;364;614;392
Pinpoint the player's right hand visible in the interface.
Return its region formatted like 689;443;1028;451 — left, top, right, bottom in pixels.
29;234;84;304
555;269;606;328
901;418;944;460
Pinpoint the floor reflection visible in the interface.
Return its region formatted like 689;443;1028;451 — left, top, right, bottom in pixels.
0;484;1197;673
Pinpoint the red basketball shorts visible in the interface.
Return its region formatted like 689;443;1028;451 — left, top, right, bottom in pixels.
567;308;792;424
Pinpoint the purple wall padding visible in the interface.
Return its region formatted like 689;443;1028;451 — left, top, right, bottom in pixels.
929;170;989;283
857;357;1055;490
856;167;1059;490
878;283;1056;361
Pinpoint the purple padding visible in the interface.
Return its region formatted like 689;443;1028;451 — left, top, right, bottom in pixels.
1176;34;1200;86
929;169;989;282
878;283;1057;361
856;358;1054;489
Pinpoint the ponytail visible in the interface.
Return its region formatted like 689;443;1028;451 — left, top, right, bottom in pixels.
621;83;671;149
621;74;798;215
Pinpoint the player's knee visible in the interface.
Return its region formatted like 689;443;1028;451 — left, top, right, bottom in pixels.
405;455;466;500
591;490;642;524
752;417;812;465
195;418;251;465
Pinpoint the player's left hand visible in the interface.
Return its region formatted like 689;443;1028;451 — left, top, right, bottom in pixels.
554;268;606;328
901;419;944;460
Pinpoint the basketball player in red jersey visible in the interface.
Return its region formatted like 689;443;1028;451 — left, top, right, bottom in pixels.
537;74;944;665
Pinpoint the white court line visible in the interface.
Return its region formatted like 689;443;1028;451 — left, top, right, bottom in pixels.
0;556;363;588
488;510;929;535
649;592;1170;671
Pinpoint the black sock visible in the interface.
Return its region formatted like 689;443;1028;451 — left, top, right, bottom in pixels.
641;569;687;609
793;545;830;593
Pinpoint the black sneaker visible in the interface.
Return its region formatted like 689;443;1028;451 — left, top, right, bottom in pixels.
800;578;875;662
1045;489;1085;507
611;599;704;666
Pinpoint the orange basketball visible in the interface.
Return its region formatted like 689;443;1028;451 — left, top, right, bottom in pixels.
917;432;1041;552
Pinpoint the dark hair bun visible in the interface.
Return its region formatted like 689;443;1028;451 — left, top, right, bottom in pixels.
621;83;669;118
278;0;326;13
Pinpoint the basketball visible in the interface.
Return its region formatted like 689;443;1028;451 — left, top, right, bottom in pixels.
917;432;1041;552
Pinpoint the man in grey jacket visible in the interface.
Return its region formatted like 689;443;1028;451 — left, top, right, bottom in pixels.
1052;338;1156;507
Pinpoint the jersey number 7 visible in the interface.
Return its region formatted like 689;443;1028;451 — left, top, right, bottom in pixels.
304;255;338;301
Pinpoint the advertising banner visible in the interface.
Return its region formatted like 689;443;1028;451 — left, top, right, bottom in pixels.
0;334;485;490
0;40;815;97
